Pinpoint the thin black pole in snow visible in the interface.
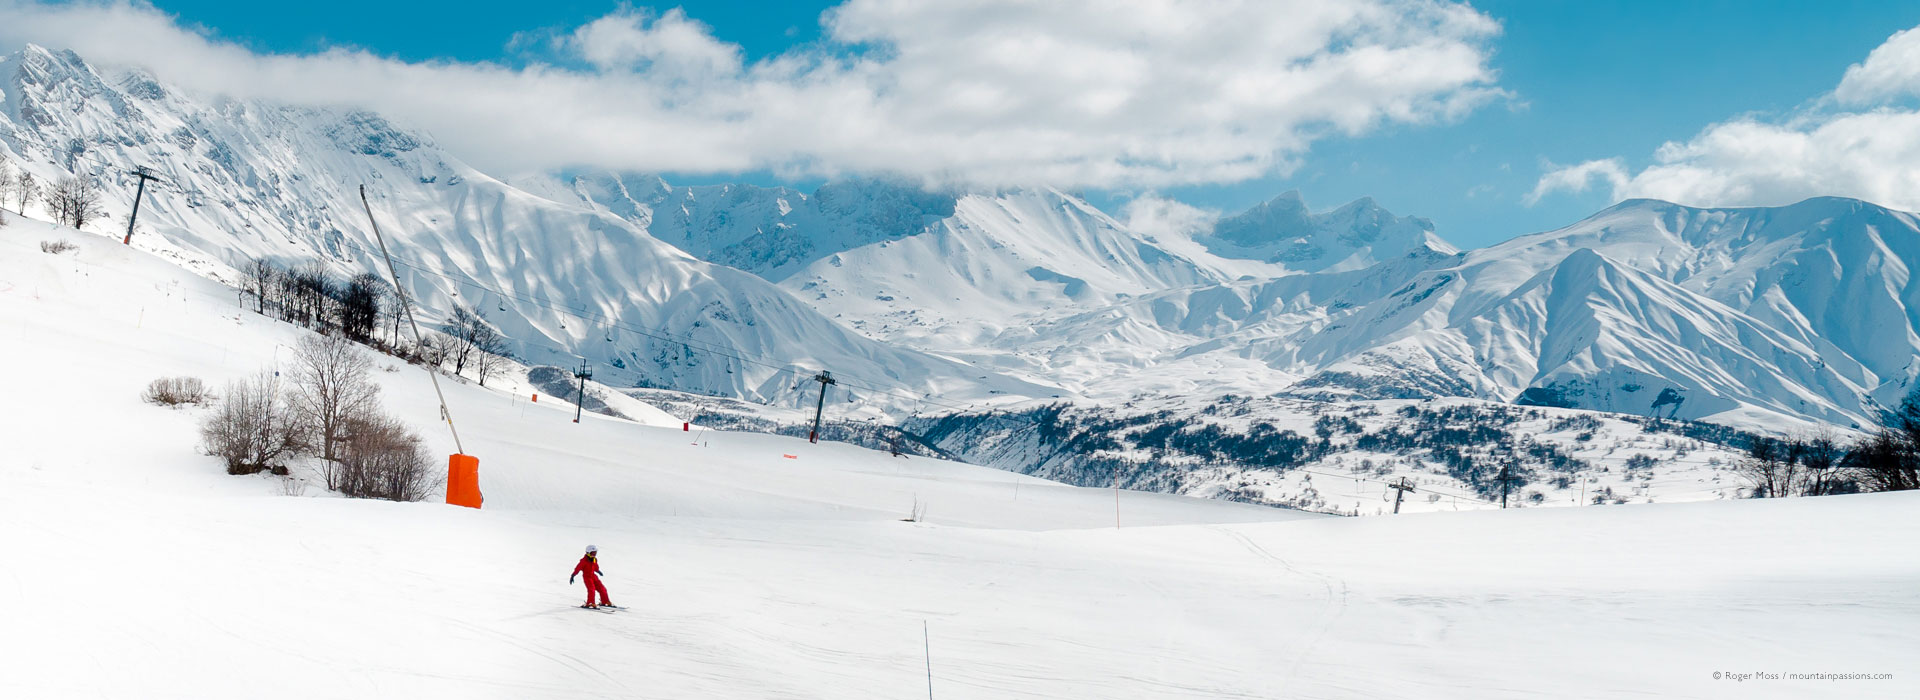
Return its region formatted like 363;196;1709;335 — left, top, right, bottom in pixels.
1495;462;1522;509
573;363;593;423
122;167;158;245
923;620;934;700
809;370;835;443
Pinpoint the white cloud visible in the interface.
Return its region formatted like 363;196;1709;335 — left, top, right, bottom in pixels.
1531;22;1920;211
1121;193;1218;240
1835;25;1920;105
567;8;742;78
1524;158;1627;205
0;0;1505;189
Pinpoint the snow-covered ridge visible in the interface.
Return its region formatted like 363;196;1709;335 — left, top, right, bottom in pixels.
749;188;1920;432
1201;190;1459;272
1289;196;1920;429
6;44;1919;434
0;45;1047;409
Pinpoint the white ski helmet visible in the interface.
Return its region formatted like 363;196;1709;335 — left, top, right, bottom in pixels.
585;545;598;553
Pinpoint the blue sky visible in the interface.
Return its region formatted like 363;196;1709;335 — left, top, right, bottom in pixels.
15;1;1920;248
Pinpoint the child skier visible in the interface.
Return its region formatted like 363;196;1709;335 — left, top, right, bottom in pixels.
570;545;614;609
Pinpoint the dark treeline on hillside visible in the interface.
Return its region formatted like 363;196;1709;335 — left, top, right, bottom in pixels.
237;256;512;387
916;392;1920;509
1738;393;1920;498
912;399;1623;508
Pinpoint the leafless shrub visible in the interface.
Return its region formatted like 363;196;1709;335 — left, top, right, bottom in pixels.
279;476;310;497
333;412;440;502
40;240;77;254
902;495;928;522
201;369;307;475
143;376;212;407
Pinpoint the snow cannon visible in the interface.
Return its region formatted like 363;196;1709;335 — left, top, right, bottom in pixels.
446;454;483;509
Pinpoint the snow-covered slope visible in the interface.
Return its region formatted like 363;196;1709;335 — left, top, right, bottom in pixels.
914;393;1764;516
6;195;1916;700
1289;197;1920;429
781;188;1227;350
553;177;1232;356
0;46;1044;408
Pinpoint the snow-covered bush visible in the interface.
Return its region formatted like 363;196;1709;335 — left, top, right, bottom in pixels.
40;240;77;254
201;369;307;475
143;376;212;407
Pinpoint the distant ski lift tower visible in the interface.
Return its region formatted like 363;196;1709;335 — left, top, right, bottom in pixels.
1495;462;1522;509
1389;477;1416;514
809;371;836;443
572;363;593;423
123;166;160;245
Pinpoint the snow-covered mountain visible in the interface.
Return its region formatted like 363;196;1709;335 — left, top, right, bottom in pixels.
1284;197;1920;429
700;188;1920;431
553;178;1462;399
7;44;1917;433
0;45;1047;407
1199;190;1458;273
551;178;1232;353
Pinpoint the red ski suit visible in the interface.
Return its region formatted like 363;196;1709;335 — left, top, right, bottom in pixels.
574;554;611;606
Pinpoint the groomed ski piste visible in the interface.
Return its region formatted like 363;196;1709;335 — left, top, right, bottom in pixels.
2;219;1916;699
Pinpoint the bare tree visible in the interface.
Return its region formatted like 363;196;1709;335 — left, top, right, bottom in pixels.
334;411;440;501
1843;393;1920;493
46;176;104;230
16;171;39;213
201;369;306;475
472;331;511;387
438;304;499;376
338;273;386;345
1797;429;1844;495
1738;437;1801;498
284;261;336;330
1846;428;1920;492
289;332;381;471
240;257;279;316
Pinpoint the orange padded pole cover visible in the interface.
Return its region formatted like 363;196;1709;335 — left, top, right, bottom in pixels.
447;454;483;509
